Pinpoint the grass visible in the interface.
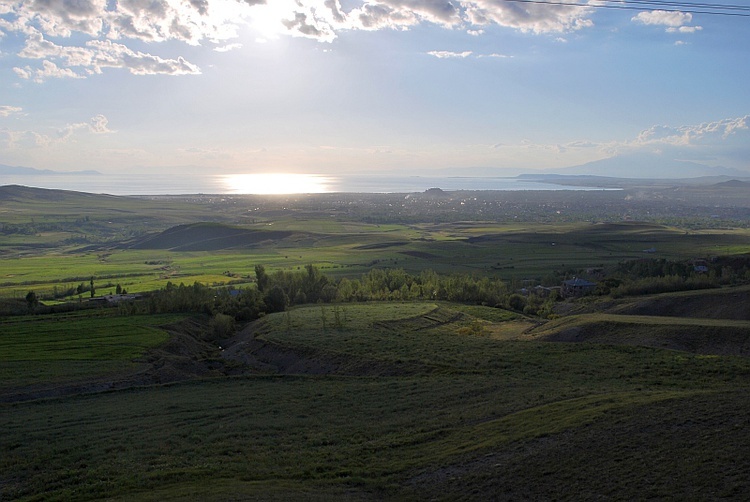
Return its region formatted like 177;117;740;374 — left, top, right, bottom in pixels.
2;189;750;499
0;311;184;393
528;312;750;356
3;218;749;297
2;303;750;500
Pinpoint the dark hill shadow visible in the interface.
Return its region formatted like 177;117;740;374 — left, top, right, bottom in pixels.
128;222;307;251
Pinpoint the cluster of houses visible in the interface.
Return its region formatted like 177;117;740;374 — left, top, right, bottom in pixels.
88;293;141;306
519;257;713;299
519;277;598;299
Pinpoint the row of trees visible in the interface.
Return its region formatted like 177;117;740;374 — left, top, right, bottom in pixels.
134;265;514;322
19;256;750;319
256;265;512;308
607;257;750;297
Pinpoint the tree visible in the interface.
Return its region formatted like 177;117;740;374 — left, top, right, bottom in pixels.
264;286;288;313
508;294;527;312
90;277;95;298
25;291;38;311
255;264;269;292
209;313;235;340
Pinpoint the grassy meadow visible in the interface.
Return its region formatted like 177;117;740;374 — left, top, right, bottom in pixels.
2;185;750;500
2;303;750;500
0;312;186;396
4;220;750;300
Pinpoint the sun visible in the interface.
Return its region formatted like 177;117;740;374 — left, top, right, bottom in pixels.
222;173;333;194
246;1;299;41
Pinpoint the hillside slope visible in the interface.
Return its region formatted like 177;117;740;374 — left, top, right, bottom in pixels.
607;286;750;321
128;222;305;251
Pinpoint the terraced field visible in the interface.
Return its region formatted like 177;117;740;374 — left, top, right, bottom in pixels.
4;301;749;500
523;285;750;356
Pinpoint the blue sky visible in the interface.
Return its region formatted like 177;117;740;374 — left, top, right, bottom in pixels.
1;0;748;177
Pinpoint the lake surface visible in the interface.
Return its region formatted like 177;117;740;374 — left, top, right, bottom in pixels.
0;172;608;195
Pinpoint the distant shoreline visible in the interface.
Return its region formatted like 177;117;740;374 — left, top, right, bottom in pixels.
0;173;613;196
0;165;101;176
2;171;747;196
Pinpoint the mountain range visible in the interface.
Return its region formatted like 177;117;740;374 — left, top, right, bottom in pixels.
550;153;748;179
437;152;749;179
0;164;101;176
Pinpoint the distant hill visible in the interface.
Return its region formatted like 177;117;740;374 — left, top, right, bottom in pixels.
0;164;100;175
554;153;748;179
0;184;117;202
712;179;750;189
129;222;305;251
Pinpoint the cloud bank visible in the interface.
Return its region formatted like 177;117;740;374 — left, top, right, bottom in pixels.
1;0;656;81
0;113;114;151
597;116;749;167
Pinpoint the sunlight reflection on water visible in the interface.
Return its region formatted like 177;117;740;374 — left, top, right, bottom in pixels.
222;173;334;194
0;173;617;195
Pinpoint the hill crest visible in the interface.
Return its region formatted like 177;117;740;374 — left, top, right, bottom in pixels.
129;222;305;251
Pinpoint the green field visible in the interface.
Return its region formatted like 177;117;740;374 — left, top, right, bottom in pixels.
3;220;749;300
0;312;185;396
2;303;750;500
2;185;750;500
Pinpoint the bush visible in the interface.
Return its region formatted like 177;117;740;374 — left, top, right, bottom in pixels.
209;313;235;340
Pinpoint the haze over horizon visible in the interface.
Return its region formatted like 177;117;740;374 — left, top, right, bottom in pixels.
1;0;749;182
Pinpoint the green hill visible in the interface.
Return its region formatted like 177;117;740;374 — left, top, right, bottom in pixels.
129;222;305;251
3;303;750;500
0;184;118;203
605;285;750;321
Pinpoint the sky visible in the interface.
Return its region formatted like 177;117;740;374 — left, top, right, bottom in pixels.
0;0;749;179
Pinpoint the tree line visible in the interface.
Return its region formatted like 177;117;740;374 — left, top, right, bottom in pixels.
137;265;513;321
15;256;750;319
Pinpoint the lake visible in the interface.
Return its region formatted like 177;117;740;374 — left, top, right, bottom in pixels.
0;172;609;195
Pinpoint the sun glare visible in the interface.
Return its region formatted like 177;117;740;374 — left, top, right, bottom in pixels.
222;173;333;194
247;1;298;40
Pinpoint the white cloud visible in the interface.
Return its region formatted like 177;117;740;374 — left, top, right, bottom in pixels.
12;67;32;80
428;50;511;59
0;0;615;80
378;0;462;26
16;33;201;79
495;116;750;168
2;0;243;79
0;105;23;117
553;115;750;169
88;114;113;134
281;9;337;42
635;116;749;146
464;0;594;35
632;10;691;28
666;25;702;34
20;0;108;37
428;50;472;58
59;114;114;139
4;0;250;44
1;113;114;151
632;10;701;33
3;0;600;46
478;52;511;59
15;60;84;83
